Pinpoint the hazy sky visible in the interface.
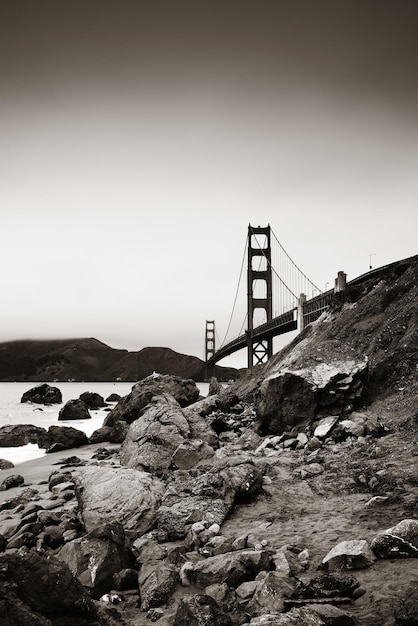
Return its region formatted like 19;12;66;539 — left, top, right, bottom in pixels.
1;1;417;368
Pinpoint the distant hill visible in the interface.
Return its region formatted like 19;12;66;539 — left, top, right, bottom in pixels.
0;338;239;382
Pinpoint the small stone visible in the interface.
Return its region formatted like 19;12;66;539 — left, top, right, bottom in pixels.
314;416;339;439
322;539;376;570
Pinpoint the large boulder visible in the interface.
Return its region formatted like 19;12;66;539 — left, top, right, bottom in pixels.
38;425;88;451
120;395;191;474
371;518;418;558
0;424;47;447
255;358;369;434
103;374;200;427
59;399;91;421
120;394;215;475
73;465;165;543
20;383;62;405
0;550;99;624
57;522;129;598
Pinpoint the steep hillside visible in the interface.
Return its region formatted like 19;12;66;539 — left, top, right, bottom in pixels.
0;338;237;382
232;254;418;404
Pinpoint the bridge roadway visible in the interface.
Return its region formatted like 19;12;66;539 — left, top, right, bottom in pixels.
207;256;416;367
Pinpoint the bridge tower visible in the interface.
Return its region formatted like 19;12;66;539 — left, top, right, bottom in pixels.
204;320;216;380
246;225;273;367
205;320;216;361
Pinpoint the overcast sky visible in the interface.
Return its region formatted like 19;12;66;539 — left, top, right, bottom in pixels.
1;0;417;369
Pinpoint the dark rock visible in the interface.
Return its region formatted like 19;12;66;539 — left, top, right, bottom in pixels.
6;531;38;549
371;518;418;558
255;371;316;434
90;447;115;460
54;454;84;466
57;522;129;598
0;424;47;447
106;393;122;402
59;399;91;421
88;426;113;444
393;582;418;625
0;459;14;469
296;573;360;599
41;525;66;549
174;594;233;626
223;463;264;500
20;383;62;404
38;425;88;451
79;391;106;409
103;374;200;427
255;359;368;434
139;561;178;610
0;473;24;490
0;550;99;623
113;568;138;591
0;487;39;512
109;420;129;443
48;470;73;490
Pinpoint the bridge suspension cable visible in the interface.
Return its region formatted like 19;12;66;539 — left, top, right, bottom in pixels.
251;227;321;320
219;235;248;348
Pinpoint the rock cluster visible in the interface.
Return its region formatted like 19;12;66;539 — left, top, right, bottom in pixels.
0;370;417;624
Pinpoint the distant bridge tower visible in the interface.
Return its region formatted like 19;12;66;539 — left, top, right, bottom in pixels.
205;320;216;362
204;320;216;380
246;225;273;367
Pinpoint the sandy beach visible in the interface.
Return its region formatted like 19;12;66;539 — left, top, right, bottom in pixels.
0;442;121;506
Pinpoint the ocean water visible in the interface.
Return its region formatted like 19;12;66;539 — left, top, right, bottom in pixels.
0;381;209;466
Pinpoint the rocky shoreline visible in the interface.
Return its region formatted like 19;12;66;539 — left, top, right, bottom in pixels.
0;371;417;625
1;257;417;624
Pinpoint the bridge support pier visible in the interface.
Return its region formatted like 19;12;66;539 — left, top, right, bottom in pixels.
297;293;307;332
